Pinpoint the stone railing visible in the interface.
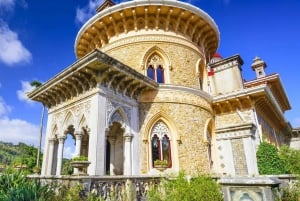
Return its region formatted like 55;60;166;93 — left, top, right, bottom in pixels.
29;174;299;201
30;175;161;201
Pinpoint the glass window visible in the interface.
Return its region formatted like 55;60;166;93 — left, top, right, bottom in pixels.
150;121;172;168
147;65;155;80
156;65;164;83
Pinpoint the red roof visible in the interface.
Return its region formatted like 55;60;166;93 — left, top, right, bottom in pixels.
213;53;222;58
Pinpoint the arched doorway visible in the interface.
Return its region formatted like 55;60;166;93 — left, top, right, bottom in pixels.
106;122;125;175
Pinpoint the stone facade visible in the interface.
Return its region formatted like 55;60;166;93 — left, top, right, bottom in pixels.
28;0;295;179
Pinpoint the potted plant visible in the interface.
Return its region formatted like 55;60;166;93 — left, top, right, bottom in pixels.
70;155;90;175
154;159;169;171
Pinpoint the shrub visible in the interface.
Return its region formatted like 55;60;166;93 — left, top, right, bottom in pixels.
0;170;54;201
71;156;88;161
256;142;287;174
147;172;223;201
278;145;300;174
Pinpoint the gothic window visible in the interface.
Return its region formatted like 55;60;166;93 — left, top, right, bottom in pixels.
150;121;172;168
146;54;165;83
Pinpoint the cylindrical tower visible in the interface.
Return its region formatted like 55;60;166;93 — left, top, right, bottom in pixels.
75;0;220;175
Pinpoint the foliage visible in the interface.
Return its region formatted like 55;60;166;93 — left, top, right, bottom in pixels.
62;159;73;175
0;170;54;201
30;80;42;88
256;142;287;175
276;178;300;201
71;156;88;161
278;145;300;174
0;141;42;174
147;172;223;201
154;159;168;166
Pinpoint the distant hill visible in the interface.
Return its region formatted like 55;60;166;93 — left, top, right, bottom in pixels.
0;141;41;172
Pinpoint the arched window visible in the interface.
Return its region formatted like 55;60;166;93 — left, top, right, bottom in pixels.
146;54;165;83
150;121;172;168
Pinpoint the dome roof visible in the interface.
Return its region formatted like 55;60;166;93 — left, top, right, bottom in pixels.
74;0;220;59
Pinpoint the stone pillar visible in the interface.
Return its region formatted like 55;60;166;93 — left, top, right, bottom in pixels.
46;138;56;175
73;131;83;174
74;131;83;156
56;136;65;176
108;135;116;175
124;134;133;175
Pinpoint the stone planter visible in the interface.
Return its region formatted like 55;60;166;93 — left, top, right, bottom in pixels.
71;161;90;175
155;165;168;172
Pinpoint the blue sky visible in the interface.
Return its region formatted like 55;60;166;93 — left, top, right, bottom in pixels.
0;0;299;153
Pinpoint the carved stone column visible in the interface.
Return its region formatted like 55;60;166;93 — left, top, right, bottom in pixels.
46;138;56;175
74;131;83;157
107;135;116;175
73;131;83;174
123;134;133;175
56;136;65;176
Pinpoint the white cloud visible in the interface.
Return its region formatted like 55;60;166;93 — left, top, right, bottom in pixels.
0;96;11;117
17;80;35;104
0;0;15;10
0;22;32;66
0;117;40;146
63;145;76;159
0;95;40;146
75;0;104;24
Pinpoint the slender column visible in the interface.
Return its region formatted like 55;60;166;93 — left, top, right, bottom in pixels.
73;131;83;174
56;136;65;176
74;131;83;156
123;134;133;175
108;136;116;175
46;138;56;175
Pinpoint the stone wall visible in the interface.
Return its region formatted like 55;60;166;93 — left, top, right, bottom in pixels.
138;89;213;175
104;34;204;89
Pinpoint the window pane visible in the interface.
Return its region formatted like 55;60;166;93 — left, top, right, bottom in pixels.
147;66;155;80
151;135;160;166
162;135;171;166
156;66;164;83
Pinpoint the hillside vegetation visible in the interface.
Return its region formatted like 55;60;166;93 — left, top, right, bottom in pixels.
0;141;41;173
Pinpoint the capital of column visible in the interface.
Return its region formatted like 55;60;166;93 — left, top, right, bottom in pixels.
107;135;117;145
57;136;65;144
48;137;56;145
75;130;83;140
124;134;133;142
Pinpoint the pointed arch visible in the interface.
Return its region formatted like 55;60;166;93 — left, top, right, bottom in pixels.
108;106;129;132
144;111;178;141
78;115;87;131
144;112;179;171
142;46;170;68
62;111;75;131
51;124;58;138
196;58;206;90
141;46;171;83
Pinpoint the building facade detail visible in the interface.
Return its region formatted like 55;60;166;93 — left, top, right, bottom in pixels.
28;0;295;178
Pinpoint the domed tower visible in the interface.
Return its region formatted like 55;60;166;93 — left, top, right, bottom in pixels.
74;0;220;175
75;0;219;88
29;0;220;177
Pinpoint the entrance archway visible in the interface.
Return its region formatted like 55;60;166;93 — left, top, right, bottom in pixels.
106;122;125;175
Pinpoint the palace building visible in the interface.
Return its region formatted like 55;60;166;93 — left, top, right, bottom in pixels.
28;0;293;177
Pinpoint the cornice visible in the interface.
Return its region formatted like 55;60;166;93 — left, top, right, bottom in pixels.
75;0;219;60
27;49;158;108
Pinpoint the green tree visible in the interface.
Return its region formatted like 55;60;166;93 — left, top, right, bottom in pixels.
30;80;45;170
